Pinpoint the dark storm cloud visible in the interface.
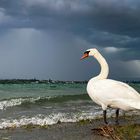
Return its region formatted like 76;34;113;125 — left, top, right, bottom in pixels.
0;0;139;80
1;0;139;54
1;0;140;36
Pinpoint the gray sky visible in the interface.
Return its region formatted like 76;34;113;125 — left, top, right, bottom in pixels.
0;0;140;80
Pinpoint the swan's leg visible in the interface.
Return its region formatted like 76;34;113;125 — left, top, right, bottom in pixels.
115;109;119;124
103;110;108;124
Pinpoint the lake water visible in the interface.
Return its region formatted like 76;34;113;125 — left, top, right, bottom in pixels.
0;82;139;129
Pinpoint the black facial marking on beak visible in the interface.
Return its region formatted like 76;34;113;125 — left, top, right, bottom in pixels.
80;50;90;60
84;51;90;54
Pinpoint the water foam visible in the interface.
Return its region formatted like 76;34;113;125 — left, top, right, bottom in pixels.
0;110;139;129
0;97;43;110
0;94;88;110
0;112;97;129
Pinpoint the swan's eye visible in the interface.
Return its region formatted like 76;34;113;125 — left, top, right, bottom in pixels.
84;51;90;54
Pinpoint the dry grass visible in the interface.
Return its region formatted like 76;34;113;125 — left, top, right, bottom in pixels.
92;124;140;140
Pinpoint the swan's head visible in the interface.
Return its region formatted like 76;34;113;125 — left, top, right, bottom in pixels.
81;48;98;60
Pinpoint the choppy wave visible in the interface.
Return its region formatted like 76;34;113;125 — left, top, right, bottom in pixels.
0;94;89;110
0;112;103;129
0;110;139;129
0;97;40;110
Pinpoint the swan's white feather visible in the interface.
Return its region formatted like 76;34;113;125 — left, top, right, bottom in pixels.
87;79;140;110
84;48;140;112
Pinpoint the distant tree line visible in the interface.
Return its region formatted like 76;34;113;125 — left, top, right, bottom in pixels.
0;79;139;84
0;79;88;84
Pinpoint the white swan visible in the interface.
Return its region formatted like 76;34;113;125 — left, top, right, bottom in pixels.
81;48;140;124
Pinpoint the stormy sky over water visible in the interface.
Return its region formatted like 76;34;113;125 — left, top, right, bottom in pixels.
0;0;140;80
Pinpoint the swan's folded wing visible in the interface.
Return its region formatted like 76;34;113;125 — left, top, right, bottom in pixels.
93;79;140;100
109;98;140;110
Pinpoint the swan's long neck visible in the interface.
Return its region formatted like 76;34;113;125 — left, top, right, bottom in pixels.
92;52;109;80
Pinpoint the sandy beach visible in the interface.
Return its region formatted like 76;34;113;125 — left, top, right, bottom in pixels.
0;115;140;140
0;119;110;140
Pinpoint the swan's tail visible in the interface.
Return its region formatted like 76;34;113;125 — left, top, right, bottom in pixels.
110;99;140;110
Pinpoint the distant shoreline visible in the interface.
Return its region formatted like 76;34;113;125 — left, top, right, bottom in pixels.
0;79;87;84
0;79;139;84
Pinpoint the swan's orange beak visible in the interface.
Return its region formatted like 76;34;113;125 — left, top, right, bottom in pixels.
80;53;89;60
